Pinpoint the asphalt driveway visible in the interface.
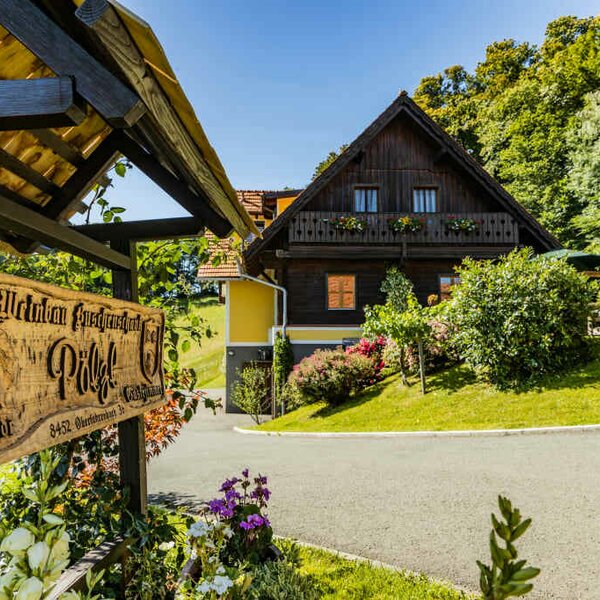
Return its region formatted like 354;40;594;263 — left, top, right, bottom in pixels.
148;407;600;599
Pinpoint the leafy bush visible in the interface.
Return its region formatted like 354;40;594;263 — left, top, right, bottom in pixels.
477;496;540;599
289;348;379;406
273;333;294;410
346;336;387;379
448;249;596;388
249;559;319;600
232;363;270;424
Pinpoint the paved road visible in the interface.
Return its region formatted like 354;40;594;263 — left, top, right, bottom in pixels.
148;408;600;599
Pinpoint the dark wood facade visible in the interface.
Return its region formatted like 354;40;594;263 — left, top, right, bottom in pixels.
246;93;560;328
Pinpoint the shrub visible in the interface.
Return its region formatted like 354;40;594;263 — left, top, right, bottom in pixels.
477;496;540;599
346;336;387;379
232;363;270;424
289;348;379;406
249;559;319;600
448;248;596;388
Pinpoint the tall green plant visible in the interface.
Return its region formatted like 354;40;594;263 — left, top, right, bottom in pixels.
232;364;270;424
273;333;294;410
477;496;540;599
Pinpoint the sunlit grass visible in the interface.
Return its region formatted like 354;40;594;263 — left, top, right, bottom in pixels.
176;298;226;388
297;544;471;599
258;359;600;432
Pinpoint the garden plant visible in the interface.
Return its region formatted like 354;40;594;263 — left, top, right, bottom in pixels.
231;363;270;424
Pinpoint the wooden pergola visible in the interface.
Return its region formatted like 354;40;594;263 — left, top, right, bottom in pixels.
0;0;256;593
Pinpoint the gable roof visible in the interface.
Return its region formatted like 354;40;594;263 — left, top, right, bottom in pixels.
245;92;560;262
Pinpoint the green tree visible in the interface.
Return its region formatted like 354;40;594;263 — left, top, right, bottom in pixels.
414;16;600;247
566;90;600;251
312;144;348;180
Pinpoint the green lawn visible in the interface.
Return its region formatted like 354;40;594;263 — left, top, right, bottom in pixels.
176;297;226;388
257;359;600;432
297;545;470;599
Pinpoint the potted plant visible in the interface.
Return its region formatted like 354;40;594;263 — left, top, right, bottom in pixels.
445;216;482;233
327;215;367;233
387;215;426;233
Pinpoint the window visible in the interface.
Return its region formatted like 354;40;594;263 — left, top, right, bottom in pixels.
413;188;437;213
354;187;378;213
439;275;461;301
327;274;356;310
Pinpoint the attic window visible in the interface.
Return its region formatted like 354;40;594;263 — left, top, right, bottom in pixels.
354;187;378;213
413;188;437;213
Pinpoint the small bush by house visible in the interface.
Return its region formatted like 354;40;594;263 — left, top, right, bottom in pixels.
289;348;379;406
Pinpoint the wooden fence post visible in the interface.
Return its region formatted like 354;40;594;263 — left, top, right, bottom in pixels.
110;238;147;516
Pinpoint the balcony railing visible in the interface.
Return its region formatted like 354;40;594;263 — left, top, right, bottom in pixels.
289;212;519;245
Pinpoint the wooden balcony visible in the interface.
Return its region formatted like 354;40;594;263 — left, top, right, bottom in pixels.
288;211;519;245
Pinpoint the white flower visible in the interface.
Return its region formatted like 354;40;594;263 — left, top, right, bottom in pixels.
1;529;34;556
0;570;17;599
196;580;211;594
216;566;225;575
212;575;234;595
27;542;50;571
223;527;234;539
158;541;174;551
187;521;209;538
15;576;43;600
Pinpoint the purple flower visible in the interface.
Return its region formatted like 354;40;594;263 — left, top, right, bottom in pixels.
208;499;225;514
225;488;241;503
219;477;241;492
240;513;268;530
242;468;249;478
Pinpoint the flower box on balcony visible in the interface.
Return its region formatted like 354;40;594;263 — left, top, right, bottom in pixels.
387;215;426;234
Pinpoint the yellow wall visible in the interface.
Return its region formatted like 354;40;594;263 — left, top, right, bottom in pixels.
276;196;297;216
228;280;275;344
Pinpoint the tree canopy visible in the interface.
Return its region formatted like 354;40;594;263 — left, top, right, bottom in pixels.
414;15;600;249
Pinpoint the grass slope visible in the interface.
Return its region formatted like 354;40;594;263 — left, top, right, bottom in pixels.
258;359;600;432
176;298;226;388
297;545;470;599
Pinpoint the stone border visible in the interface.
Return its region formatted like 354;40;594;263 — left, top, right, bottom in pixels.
233;423;600;438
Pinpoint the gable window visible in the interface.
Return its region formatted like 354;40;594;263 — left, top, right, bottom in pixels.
327;274;356;310
413;188;437;213
439;275;461;301
354;187;378;213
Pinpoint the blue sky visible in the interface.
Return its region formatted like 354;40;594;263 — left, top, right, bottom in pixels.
83;0;600;223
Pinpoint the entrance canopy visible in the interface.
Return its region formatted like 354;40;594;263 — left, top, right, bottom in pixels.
0;0;258;269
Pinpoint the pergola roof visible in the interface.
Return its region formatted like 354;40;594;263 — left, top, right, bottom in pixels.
0;0;258;268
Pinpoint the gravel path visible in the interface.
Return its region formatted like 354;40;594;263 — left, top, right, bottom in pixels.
148;408;600;599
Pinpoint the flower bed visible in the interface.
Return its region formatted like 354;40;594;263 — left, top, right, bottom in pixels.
445;216;481;233
327;215;367;232
387;215;426;233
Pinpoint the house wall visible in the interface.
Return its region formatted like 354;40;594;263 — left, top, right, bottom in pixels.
228;280;276;344
283;258;459;325
305;113;498;215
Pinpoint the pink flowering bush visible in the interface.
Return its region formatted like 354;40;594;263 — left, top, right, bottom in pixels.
346;336;387;380
289;348;379;406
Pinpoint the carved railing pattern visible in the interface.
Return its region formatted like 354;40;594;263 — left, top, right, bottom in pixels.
288;212;519;245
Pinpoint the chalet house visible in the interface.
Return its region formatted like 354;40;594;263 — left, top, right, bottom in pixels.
199;92;559;411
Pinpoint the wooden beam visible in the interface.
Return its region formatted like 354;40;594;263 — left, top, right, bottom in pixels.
0;0;145;128
0;192;130;269
110;238;148;517
116;134;232;237
44;131;121;221
72;216;205;241
0;147;61;197
75;0;250;237
0;77;86;131
30;129;85;167
46;537;132;599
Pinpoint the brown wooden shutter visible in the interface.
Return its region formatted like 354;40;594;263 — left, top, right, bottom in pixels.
328;274;355;309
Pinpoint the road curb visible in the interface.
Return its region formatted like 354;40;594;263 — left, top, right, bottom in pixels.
233;423;600;439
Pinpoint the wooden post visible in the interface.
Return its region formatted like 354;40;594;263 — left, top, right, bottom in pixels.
110;238;147;516
417;339;427;395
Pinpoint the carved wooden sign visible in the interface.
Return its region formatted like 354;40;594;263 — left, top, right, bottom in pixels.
0;273;166;464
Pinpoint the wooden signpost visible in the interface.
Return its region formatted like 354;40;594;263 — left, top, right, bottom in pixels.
0;272;166;464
